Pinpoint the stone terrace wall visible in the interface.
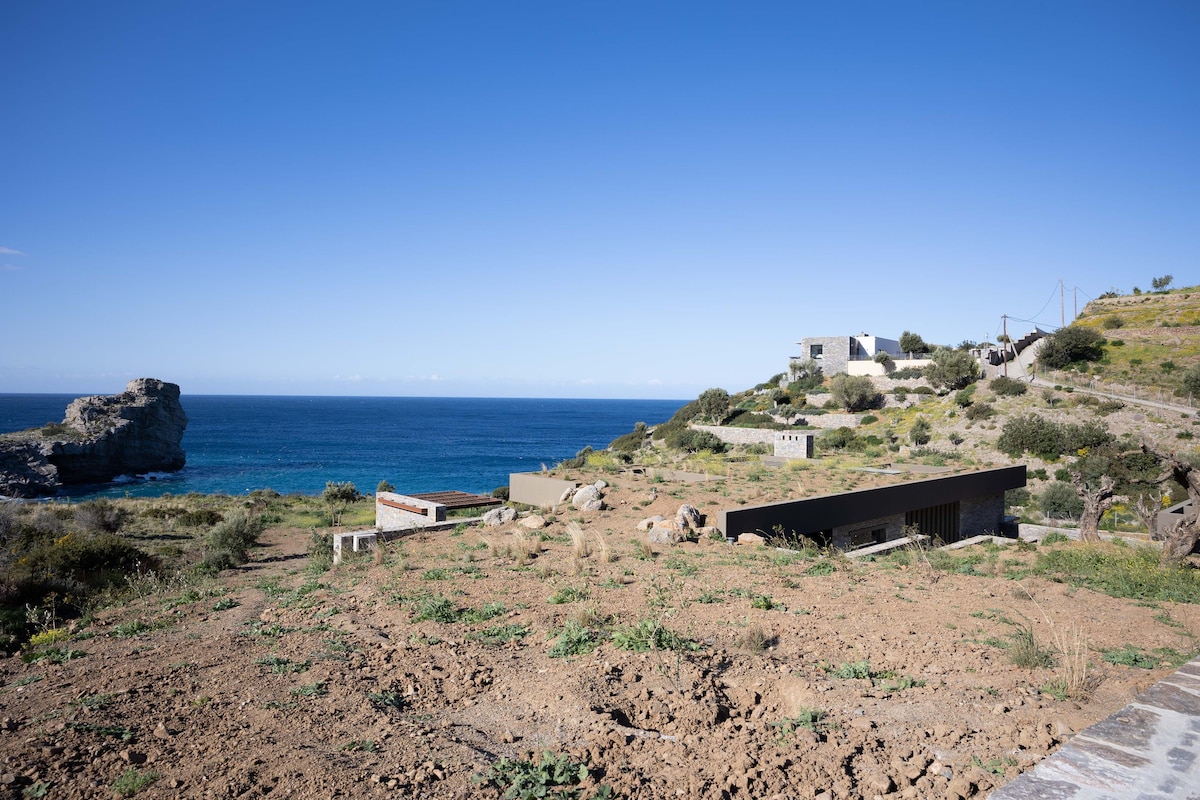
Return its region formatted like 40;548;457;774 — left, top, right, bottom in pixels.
690;426;774;446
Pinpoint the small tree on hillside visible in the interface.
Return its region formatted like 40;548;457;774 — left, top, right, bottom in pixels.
323;481;362;527
829;374;882;412
788;359;824;392
1151;274;1174;292
925;348;981;392
899;331;930;355
1037;325;1105;369
909;417;932;446
1182;364;1200;399
696;388;731;424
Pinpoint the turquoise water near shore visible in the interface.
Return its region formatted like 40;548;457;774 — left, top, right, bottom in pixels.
0;395;683;499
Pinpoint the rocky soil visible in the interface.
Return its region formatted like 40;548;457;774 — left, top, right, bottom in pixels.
3;468;1198;800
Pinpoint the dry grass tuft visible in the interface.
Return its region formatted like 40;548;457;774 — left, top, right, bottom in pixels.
567;522;590;559
1053;622;1091;699
594;531;613;563
735;624;769;652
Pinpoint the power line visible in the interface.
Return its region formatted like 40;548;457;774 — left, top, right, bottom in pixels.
1021;281;1062;325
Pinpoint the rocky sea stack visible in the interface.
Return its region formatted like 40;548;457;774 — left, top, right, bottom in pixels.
0;378;187;498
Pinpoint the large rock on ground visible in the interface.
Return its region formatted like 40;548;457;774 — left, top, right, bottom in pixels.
0;378;187;498
572;484;605;512
482;506;517;527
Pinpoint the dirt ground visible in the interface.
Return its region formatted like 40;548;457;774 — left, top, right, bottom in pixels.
3;470;1198;800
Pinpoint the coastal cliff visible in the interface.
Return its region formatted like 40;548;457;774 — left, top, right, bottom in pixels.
0;378;187;498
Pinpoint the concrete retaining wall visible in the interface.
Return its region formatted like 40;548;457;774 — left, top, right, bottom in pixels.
510;473;577;508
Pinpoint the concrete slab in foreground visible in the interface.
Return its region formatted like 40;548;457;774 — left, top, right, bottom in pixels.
989;656;1200;800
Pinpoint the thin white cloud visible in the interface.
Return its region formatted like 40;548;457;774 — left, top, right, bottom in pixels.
0;264;22;272
578;378;596;385
0;247;25;256
647;379;663;385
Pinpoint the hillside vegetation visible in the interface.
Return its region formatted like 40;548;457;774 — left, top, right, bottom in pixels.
1062;285;1200;400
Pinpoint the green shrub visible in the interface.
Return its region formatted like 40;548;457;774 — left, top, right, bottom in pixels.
1040;482;1083;519
179;509;223;527
548;621;598;658
611;618;699;652
990;376;1028;396
472;751;597;800
665;428;726;453
909;418;931;446
112;768;159;797
997;414;1113;459
206;510;263;565
964;402;994;421
1005;487;1032;508
830;374;882;412
1183;364;1200;398
820;427;860;451
1038;325;1105;369
73;500;128;534
859;414;878;425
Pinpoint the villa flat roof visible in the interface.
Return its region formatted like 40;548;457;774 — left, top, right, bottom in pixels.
718;465;1027;537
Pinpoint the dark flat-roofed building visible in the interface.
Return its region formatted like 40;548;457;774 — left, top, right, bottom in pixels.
718;466;1026;549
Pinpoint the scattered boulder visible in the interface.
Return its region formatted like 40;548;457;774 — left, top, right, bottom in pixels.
648;526;684;545
675;504;703;530
593;480;607;490
572;484;605;512
482;506;517;527
519;514;546;530
559;486;576;504
636;515;666;531
738;533;766;546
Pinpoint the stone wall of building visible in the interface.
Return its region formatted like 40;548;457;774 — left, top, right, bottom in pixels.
831;513;907;550
376;492;446;532
959;493;1005;537
774;432;814;459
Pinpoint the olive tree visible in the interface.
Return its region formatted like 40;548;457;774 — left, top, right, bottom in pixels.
898;331;930;355
925;348;981;392
323;481;362;527
1140;442;1200;566
696;388;731;424
829;374;882;412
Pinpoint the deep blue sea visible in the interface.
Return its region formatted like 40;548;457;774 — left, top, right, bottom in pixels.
0;395;683;500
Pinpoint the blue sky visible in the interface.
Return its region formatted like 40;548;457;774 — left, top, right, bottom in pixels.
2;1;1197;399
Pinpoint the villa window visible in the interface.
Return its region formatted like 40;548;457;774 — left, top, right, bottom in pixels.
810;344;823;359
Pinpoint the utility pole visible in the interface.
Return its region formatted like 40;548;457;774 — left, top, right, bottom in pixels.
1002;315;1009;378
1061;278;1065;327
1074;285;1077;320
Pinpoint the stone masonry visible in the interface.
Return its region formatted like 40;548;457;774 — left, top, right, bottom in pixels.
989;655;1200;799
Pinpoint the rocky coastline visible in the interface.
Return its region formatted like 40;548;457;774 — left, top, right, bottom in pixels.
0;378;187;498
